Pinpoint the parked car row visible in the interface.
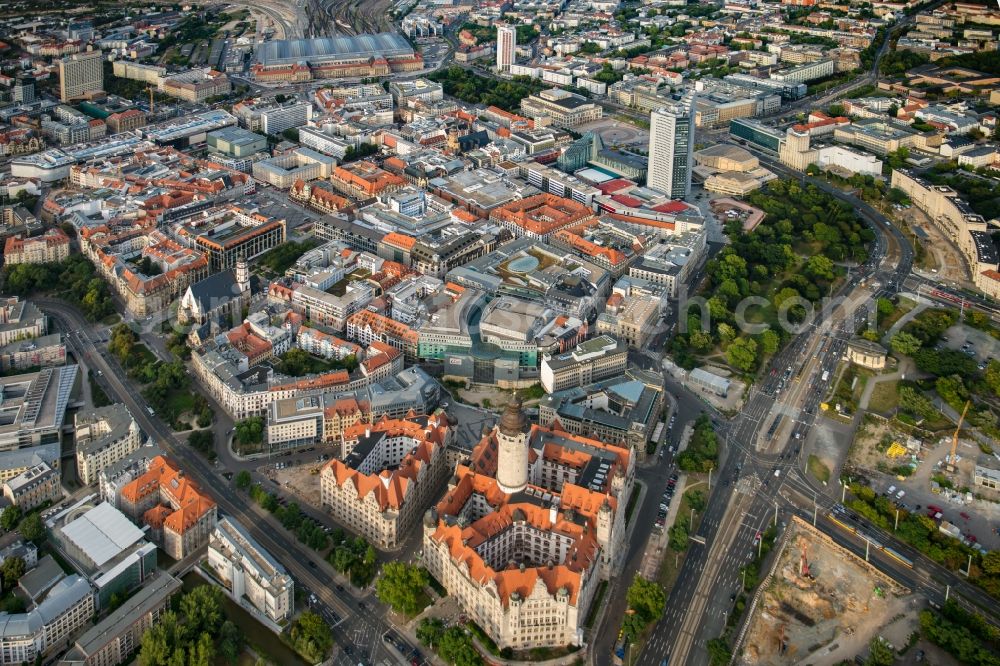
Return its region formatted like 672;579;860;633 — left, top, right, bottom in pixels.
655;472;680;529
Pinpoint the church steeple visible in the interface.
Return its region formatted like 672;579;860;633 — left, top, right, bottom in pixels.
235;254;249;295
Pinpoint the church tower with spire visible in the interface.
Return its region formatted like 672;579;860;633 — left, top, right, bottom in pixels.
235;254;250;296
495;394;529;494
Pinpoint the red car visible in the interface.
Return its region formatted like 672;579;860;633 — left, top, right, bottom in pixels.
960;512;971;521
928;505;943;515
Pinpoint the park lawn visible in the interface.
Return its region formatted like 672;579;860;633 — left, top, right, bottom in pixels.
657;480;704;592
867;380;899;414
877;298;915;335
807;455;831;483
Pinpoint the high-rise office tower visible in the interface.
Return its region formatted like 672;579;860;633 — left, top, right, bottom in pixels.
496;25;516;73
648;94;696;200
13;74;34;104
58;49;103;102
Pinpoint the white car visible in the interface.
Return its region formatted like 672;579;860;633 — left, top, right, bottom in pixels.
888;485;896;495
896;490;906;500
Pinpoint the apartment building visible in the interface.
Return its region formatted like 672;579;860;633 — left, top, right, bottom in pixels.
60;572;181;666
207;516;294;623
345;309;420;362
119;456;218;559
321;413;451;549
0;333;66;373
422;399;632;649
2;462;60;511
75;404;143;486
891;168;1000;299
489;193;595;241
3;228;71;265
540;335;628;393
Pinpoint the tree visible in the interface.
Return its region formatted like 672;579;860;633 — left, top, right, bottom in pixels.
417;617;445;648
181;585;224;637
936;375;968;411
17;513;42;542
437;626;482;666
1;556;25;590
985;360;1000;397
290;611;333;663
804;254;836;282
726;337;758;373
235;470;252;490
218;620;243;664
890;331;922;356
982;550;1000;575
234;417;264;447
759;329;780;356
188;430;215;459
865;636;894;666
626;576;666;622
707;638;732;666
0;506;21;532
375;562;428;616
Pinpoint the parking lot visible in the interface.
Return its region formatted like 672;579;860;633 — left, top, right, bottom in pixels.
941;322;1000;369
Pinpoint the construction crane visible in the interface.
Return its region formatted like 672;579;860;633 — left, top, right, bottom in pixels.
946;400;971;472
800;544;812;579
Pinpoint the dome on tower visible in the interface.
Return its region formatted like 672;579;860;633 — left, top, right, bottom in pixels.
498;394;529;437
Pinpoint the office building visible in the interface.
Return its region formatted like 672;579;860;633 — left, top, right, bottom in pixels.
207;517;294;623
648;95;695;199
59;49;104;102
520;89;602;128
497;25;516;73
0;365;77;452
538;372;664;456
422;397;634;649
0;574;94;664
48;501;158;610
119;456;217;560
13;74;35;104
540;335;628;393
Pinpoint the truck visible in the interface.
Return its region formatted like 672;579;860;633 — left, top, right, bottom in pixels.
821;370;830;382
939;520;963;540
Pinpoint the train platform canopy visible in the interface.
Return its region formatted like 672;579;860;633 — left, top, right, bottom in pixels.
255;34;415;65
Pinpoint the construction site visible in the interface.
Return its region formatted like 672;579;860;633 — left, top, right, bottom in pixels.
740;517;914;665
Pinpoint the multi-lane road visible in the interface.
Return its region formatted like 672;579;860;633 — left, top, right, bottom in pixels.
39;300;407;666
621;162;923;666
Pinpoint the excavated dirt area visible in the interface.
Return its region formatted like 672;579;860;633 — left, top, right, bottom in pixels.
742;519;911;665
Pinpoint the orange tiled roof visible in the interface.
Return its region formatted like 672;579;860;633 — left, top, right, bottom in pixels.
382;231;417;250
490;193;594;235
121;456;215;535
322;413;448;511
429;421;632;606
